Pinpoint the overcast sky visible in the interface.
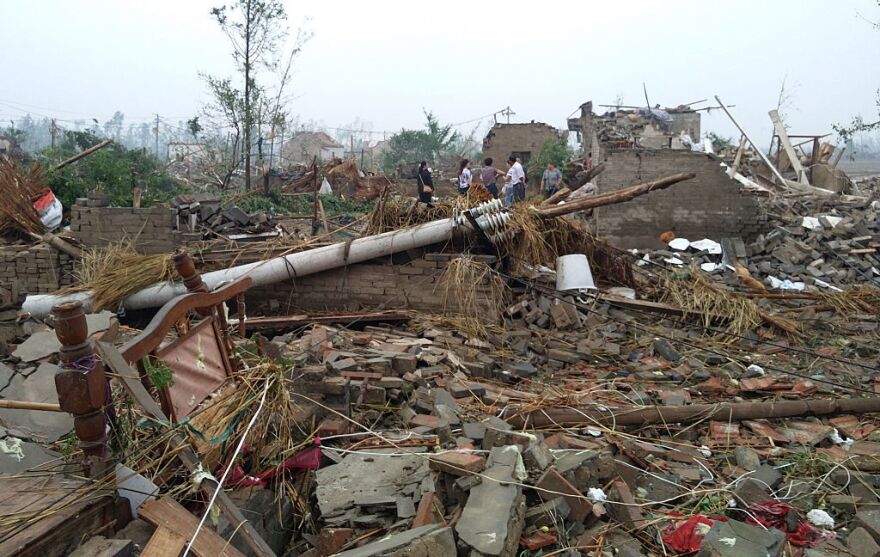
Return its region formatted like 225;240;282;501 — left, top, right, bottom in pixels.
2;0;878;145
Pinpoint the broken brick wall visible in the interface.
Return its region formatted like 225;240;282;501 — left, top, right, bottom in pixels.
593;149;768;249
246;252;502;317
482;123;565;174
0;244;75;294
70;204;200;255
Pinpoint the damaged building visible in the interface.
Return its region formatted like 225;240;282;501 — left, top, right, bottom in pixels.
569;101;766;248
482;122;566;173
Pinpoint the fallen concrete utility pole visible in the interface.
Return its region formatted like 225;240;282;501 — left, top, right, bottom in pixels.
23;173;693;318
23;217;465;318
506;396;880;428
535;173;695;218
53;139;113;171
541;163;606;206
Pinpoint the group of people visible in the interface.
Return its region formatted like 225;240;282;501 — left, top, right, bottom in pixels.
416;156;565;206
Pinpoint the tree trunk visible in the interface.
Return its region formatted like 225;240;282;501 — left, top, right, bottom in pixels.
536;173;695;219
243;0;252;190
505;396;880;428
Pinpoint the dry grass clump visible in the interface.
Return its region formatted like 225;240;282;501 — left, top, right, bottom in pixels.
364;188;490;235
61;240;175;311
0;158;47;238
660;268;799;337
819;287;880;316
435;256;508;337
504;210;638;288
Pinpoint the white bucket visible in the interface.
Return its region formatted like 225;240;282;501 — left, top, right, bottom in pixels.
556;254;596;291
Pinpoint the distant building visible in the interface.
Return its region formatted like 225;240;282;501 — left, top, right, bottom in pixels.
0;135;26;162
282;132;345;164
167;143;209;163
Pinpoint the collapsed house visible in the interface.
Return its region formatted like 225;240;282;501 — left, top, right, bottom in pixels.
568;101;767;248
282;132;347;165
0;98;879;557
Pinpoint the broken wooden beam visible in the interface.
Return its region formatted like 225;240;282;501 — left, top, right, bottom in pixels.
53;140;113;171
139;497;246;557
506;396;880;428
535;173;695;219
240;310;411;333
30;232;83;258
541;163;606;206
0;399;63;412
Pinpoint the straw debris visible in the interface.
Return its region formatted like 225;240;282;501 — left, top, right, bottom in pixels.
60;240;175;311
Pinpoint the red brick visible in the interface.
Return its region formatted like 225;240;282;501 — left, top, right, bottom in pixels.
318;527;354;555
429;451;486;476
535;467;591;523
520;530;557;551
409;415;442;429
412;492;443;528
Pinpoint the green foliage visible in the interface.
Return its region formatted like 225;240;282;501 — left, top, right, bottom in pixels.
834;89;880;142
380;111;460;173
527;138;573;185
231;190;373;216
144;357;175;390
705;131;734;152
37;130;179;208
186;116;203;139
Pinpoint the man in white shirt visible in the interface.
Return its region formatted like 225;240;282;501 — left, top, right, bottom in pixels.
504;156;526;205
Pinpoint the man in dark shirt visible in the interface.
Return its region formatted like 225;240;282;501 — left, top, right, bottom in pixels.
480;157;501;199
416;161;433;205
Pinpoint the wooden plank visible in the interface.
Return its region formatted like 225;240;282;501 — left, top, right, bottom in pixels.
139;497;245;557
141;527;187;557
769;109;808;185
0;476;115;557
242;310;410;333
96;343;277;557
728;134;747;177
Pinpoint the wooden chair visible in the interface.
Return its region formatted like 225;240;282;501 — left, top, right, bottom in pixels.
118;271;252;422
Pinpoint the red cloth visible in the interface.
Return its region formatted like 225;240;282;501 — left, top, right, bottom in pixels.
746;501;835;547
661;515;725;554
33;189;56;212
223;438;323;488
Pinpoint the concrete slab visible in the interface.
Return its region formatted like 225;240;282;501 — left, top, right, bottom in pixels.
0;437;60;474
456;446;525;556
315;451;430;519
12;312;115;363
0;363;72;442
334;525;455;557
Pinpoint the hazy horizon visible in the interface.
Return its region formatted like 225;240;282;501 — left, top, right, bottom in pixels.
2;0;878;149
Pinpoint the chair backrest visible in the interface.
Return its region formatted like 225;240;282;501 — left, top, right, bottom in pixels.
119;277;253;421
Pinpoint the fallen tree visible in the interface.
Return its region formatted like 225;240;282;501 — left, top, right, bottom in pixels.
505;396;880;428
536;173;695;218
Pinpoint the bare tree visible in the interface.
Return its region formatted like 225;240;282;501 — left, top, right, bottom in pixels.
210;0;288;190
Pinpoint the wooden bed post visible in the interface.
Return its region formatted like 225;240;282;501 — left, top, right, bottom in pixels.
173;248;238;362
52;300;110;476
173;249;210;314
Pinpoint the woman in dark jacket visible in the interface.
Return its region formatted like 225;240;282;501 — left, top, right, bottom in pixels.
416;161;434;205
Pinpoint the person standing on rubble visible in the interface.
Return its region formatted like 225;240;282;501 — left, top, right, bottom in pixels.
480;157;502;199
416;161;434;205
457;159;472;196
504;156;526;205
540;161;564;199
